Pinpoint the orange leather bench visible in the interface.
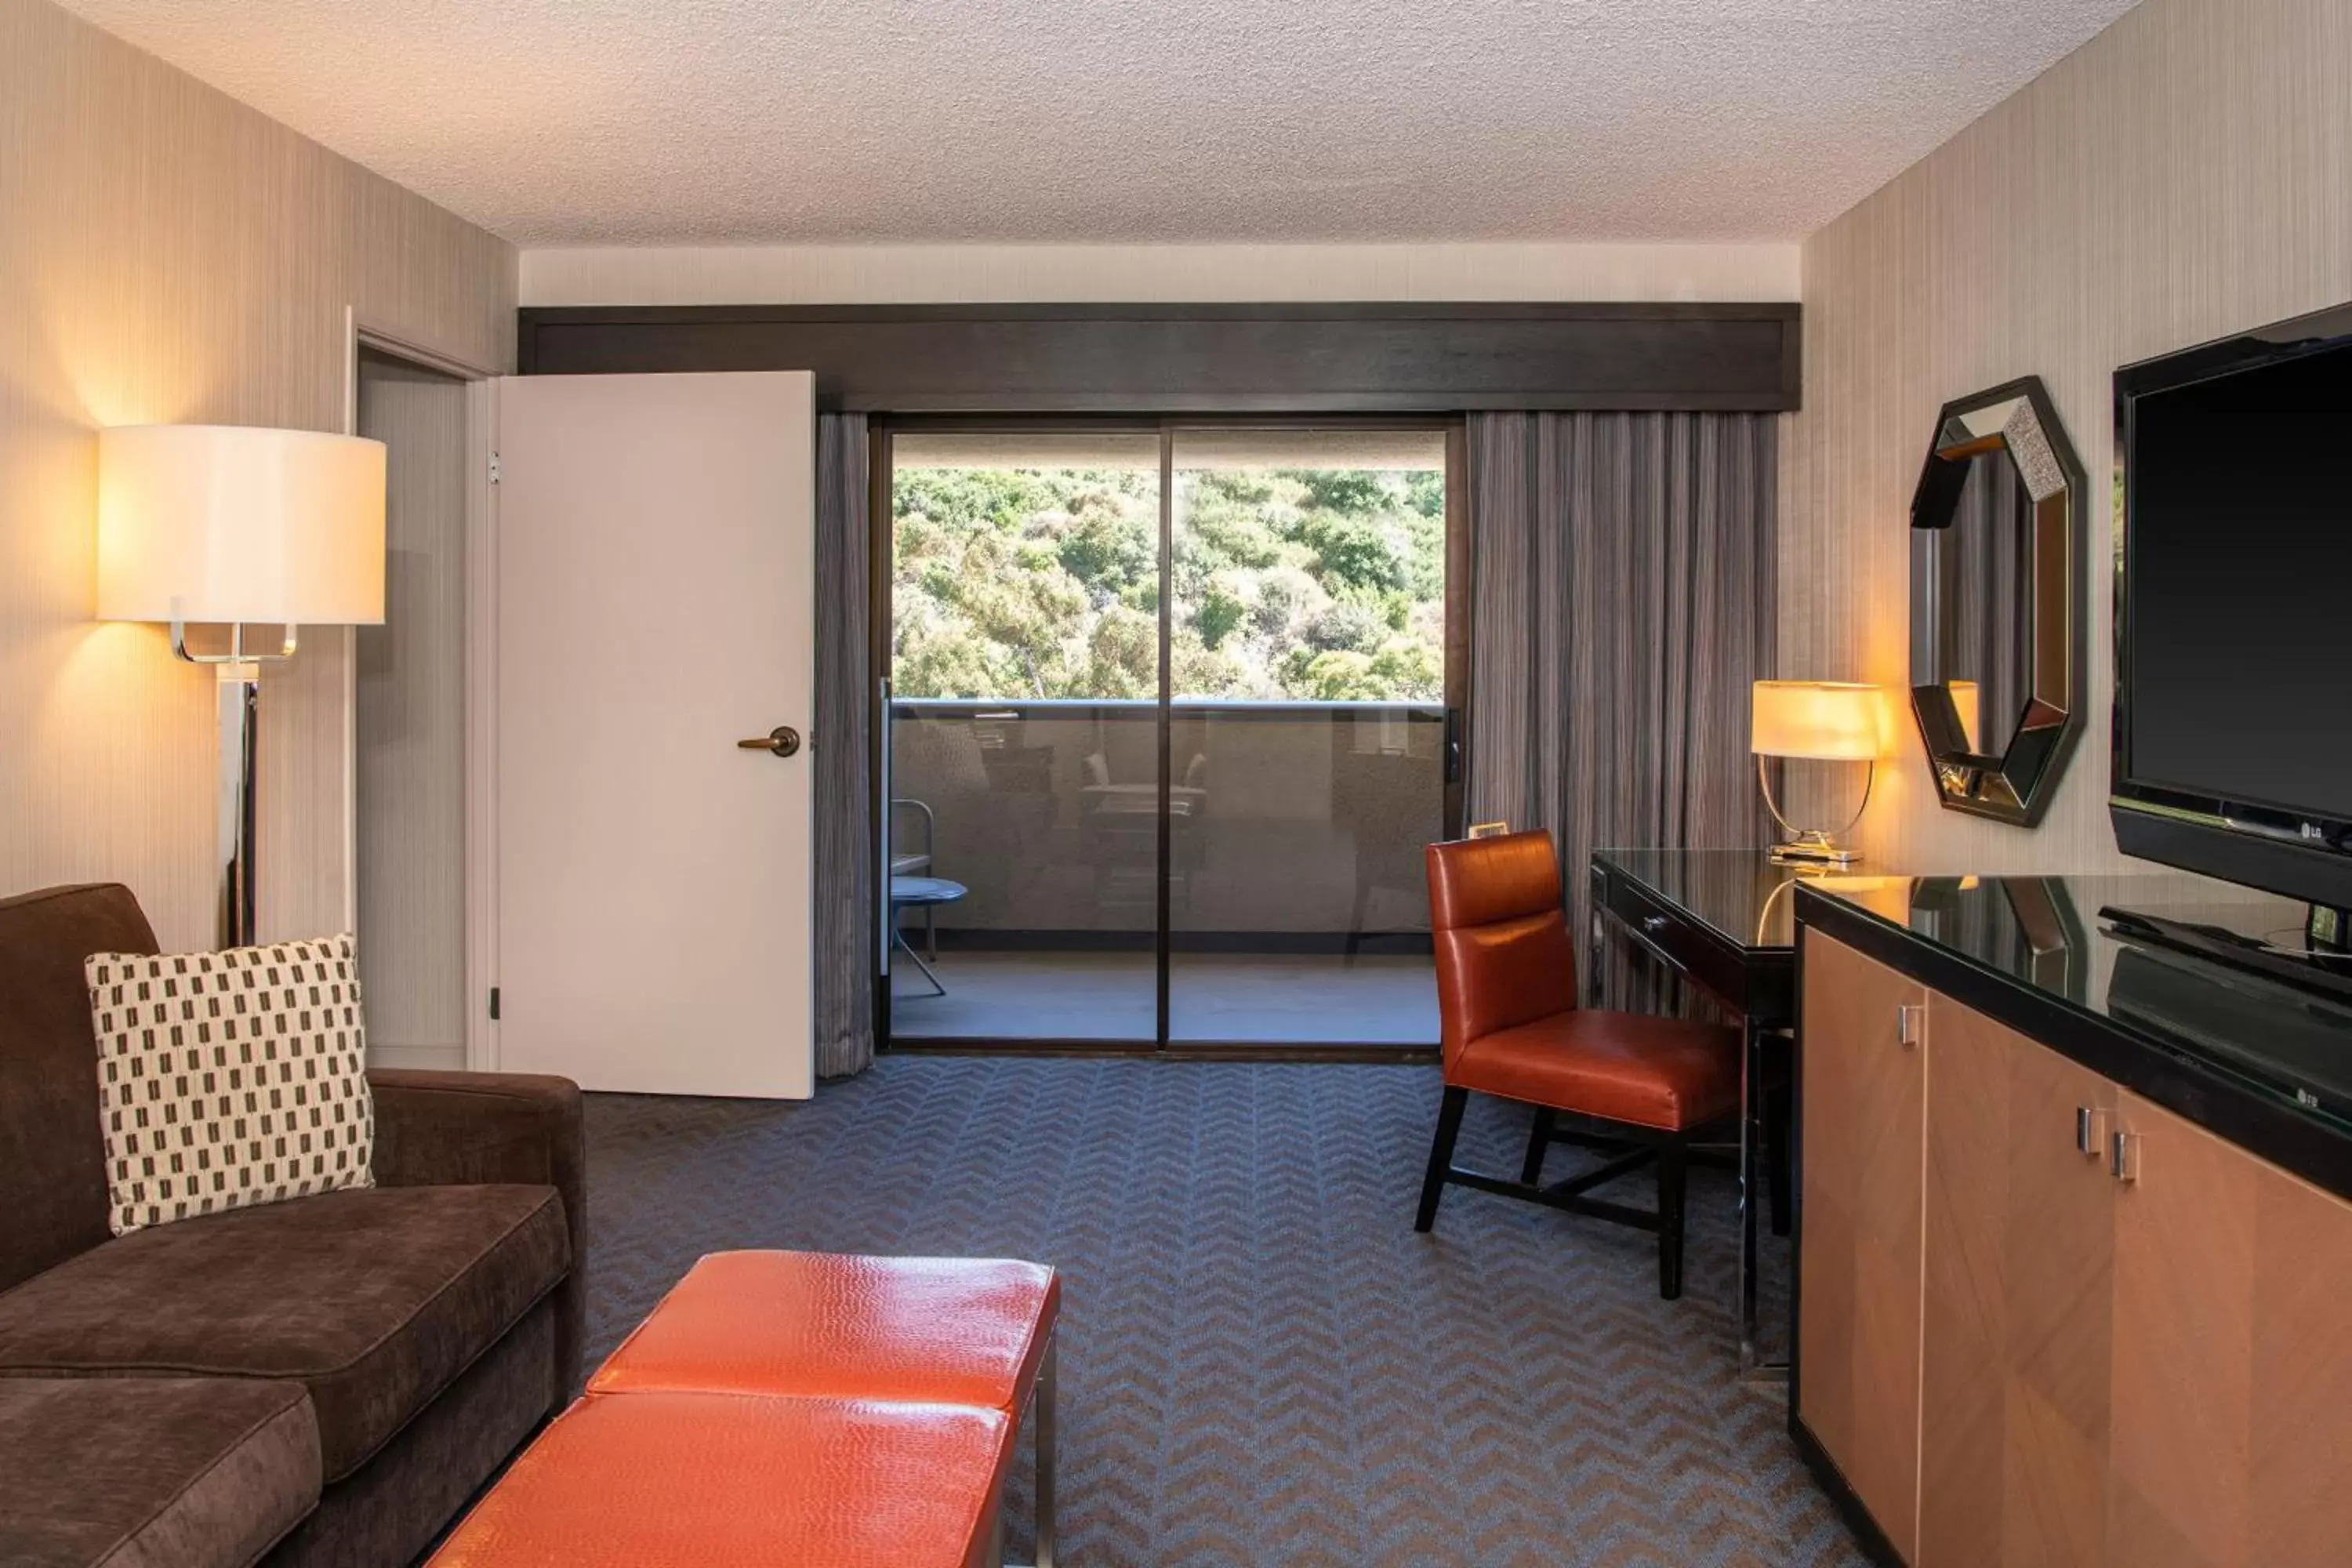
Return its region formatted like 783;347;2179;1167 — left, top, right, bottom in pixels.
430;1252;1061;1568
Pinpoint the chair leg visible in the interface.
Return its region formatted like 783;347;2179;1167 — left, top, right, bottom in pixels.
892;924;948;999
1657;1138;1689;1301
1031;1334;1057;1568
1344;876;1370;968
1519;1106;1555;1186
1414;1086;1469;1232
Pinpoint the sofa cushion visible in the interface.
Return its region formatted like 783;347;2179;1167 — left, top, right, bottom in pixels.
0;884;158;1294
0;1375;319;1568
0;1184;567;1482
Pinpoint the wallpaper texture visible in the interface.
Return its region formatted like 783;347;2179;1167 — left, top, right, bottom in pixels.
1784;0;2352;873
0;0;515;948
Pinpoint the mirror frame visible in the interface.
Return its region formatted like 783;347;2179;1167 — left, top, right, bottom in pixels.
1907;375;2087;827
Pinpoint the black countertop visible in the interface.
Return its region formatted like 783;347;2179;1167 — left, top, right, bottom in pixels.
1592;848;1809;953
1795;871;2352;1202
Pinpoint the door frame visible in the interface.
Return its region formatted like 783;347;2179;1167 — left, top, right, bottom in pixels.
869;412;1471;1057
341;309;500;1071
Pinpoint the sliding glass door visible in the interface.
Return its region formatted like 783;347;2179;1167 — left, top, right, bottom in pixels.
1163;430;1450;1045
880;420;1458;1050
884;430;1163;1043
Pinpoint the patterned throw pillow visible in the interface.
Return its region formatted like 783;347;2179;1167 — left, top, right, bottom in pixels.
85;935;375;1235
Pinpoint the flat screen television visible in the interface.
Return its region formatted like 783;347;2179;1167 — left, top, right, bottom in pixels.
2112;300;2352;919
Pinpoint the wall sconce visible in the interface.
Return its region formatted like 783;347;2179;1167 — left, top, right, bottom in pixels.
97;425;386;946
1750;680;1886;867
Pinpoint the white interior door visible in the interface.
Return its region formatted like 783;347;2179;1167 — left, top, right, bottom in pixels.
493;371;815;1098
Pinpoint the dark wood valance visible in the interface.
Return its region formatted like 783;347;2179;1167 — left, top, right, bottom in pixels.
516;302;1800;413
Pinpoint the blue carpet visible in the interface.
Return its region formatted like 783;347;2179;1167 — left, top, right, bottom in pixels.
583;1056;1863;1567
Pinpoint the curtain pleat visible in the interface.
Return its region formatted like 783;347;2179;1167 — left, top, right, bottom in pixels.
1465;411;1778;1014
1939;461;2028;753
813;412;875;1079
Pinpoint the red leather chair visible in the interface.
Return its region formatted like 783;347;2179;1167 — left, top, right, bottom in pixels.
1416;829;1740;1298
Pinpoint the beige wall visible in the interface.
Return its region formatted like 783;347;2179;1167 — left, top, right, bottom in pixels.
1786;0;2352;874
521;241;1800;307
0;0;516;949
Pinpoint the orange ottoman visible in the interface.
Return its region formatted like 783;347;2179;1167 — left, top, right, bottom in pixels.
430;1392;1013;1568
590;1251;1062;1566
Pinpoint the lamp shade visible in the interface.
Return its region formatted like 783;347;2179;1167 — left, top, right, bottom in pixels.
1751;681;1885;760
97;425;386;626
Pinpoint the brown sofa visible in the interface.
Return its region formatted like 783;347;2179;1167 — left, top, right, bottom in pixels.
0;884;586;1568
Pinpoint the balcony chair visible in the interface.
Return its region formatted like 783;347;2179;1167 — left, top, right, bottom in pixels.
889;797;964;999
1415;829;1741;1299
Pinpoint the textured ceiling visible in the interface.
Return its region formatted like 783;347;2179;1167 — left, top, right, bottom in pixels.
56;0;2145;247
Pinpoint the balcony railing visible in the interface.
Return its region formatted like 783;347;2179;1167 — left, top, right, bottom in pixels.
889;698;1446;949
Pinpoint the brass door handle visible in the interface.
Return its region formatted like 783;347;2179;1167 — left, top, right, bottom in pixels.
737;726;803;757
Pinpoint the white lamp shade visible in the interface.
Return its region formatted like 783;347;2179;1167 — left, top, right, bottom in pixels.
97;425;387;625
1751;681;1886;761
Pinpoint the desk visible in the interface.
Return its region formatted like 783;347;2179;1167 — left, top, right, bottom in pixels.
1588;848;1805;1377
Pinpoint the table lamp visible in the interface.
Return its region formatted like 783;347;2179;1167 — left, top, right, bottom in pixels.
1750;680;1884;867
98;425;387;946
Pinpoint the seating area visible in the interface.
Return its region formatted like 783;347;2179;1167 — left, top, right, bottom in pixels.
435;1251;1060;1568
0;885;586;1568
1;884;1068;1568
1415;831;1744;1300
9;0;2352;1563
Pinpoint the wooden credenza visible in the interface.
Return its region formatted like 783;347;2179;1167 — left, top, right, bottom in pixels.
1796;927;2352;1567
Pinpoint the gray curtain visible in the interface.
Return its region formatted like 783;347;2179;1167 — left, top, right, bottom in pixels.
1939;456;2031;755
1465;411;1777;1012
814;412;875;1079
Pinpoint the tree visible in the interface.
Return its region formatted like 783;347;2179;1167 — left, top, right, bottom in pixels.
891;461;1446;704
1298;510;1406;595
1055;499;1153;598
1084;604;1158;698
1192;579;1250;650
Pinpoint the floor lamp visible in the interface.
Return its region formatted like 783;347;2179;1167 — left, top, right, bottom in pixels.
97;425;387;947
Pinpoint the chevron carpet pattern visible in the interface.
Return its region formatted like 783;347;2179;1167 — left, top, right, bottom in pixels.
583;1058;1864;1567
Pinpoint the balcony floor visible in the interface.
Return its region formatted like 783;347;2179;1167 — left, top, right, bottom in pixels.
887;949;1439;1046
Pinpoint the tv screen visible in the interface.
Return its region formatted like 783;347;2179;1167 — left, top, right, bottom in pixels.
2122;339;2352;822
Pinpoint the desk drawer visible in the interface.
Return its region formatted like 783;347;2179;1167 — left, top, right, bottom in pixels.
1592;867;1755;1014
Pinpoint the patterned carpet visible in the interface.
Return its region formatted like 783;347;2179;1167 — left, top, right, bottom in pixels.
583;1057;1864;1568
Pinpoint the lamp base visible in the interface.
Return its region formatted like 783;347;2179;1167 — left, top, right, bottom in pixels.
1757;755;1873;870
217;666;259;949
1768;832;1862;869
176;624;282;950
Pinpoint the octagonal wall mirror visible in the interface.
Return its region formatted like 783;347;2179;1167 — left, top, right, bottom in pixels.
1908;376;2087;826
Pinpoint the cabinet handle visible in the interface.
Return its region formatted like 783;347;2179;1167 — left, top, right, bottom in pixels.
1896;1003;1926;1048
2110;1128;2141;1183
2074;1105;2108;1156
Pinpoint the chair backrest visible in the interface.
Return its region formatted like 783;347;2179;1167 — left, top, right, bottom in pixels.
0;883;158;1290
1424;829;1578;1061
